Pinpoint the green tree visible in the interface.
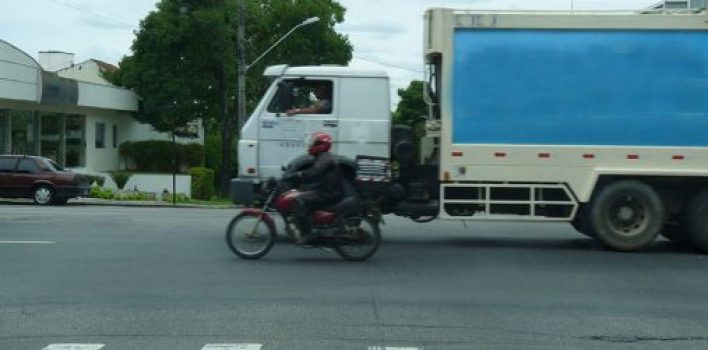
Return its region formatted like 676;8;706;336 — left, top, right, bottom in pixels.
393;80;427;127
111;0;352;195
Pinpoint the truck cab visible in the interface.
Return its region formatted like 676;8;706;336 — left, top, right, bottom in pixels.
231;65;392;203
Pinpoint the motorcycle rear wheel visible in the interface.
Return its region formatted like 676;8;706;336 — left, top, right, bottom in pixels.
335;216;381;261
226;212;276;260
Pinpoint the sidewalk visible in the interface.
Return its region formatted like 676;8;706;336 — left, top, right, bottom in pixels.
1;198;239;209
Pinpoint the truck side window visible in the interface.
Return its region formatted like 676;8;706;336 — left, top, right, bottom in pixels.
267;80;333;115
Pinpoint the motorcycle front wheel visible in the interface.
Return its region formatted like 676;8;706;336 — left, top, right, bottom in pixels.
335;216;381;261
226;212;276;260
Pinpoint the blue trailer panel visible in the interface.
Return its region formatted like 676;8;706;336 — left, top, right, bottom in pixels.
452;30;708;147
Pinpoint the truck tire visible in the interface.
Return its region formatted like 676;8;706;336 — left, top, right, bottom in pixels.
571;206;595;238
590;180;664;252
684;190;708;254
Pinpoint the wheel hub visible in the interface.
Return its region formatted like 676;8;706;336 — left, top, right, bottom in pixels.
35;188;51;204
609;196;647;237
617;206;635;222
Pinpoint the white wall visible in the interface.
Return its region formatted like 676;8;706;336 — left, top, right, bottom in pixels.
84;111;123;172
123;174;192;197
77;82;139;112
58;60;111;85
0;40;41;103
38;51;74;72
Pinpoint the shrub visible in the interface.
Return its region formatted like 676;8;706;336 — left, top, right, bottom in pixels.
120;140;204;173
163;193;190;203
111;172;132;190
115;191;154;201
89;186;114;199
190;167;216;200
86;175;106;187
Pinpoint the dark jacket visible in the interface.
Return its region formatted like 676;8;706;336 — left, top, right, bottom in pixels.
298;152;343;202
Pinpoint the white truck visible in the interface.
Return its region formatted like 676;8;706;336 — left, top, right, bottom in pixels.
232;7;708;252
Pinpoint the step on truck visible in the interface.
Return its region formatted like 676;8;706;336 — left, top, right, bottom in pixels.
232;7;708;252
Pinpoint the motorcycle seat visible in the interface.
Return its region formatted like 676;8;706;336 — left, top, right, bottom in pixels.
324;196;362;214
324;181;362;214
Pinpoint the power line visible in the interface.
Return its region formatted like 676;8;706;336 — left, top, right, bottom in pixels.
355;55;423;74
48;0;134;29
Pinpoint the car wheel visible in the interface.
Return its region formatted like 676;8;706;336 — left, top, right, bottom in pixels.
32;185;54;206
590;180;664;252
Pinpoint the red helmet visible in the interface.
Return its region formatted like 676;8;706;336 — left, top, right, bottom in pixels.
308;132;332;156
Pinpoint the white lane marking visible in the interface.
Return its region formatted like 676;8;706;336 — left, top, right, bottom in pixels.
368;347;420;350
43;345;104;350
0;241;56;244
202;344;263;350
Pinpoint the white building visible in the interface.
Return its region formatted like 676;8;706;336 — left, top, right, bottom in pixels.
650;0;707;9
0;40;204;172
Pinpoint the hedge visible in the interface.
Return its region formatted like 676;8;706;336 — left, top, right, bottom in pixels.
189;167;216;200
120;141;204;173
110;172;132;190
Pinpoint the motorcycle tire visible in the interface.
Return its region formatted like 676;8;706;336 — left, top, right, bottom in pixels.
226;212;276;260
335;216;381;261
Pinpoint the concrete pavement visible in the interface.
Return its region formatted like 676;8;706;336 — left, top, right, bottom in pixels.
1;205;707;350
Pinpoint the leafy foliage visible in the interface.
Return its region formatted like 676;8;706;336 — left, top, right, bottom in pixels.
393;80;427;128
89;187;114;199
112;0;353;194
120;141;204;173
189;167;216;200
86;175;106;187
110;172;132;190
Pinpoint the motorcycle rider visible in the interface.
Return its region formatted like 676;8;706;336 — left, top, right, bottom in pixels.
284;132;344;245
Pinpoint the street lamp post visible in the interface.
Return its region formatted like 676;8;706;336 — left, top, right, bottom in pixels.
236;15;320;130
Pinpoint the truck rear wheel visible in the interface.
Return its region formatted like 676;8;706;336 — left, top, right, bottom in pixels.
590;180;664;252
684;190;708;254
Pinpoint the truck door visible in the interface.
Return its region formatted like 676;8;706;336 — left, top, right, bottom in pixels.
257;78;339;179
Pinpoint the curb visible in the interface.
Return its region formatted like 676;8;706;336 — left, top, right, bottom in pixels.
1;198;240;210
74;198;240;209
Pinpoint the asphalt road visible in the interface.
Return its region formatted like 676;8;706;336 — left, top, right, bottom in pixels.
1;204;708;350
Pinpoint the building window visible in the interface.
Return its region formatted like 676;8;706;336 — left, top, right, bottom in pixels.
95;122;105;149
112;125;118;148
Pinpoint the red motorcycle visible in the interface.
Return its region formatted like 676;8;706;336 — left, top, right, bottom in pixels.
226;159;382;261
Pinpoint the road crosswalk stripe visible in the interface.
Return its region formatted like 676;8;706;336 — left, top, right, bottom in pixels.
0;241;56;244
202;344;263;350
38;343;419;349
42;345;104;350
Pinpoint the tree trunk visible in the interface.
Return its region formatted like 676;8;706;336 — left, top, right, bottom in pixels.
219;64;233;197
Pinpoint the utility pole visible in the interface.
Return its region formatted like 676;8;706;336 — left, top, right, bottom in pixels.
237;0;247;131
